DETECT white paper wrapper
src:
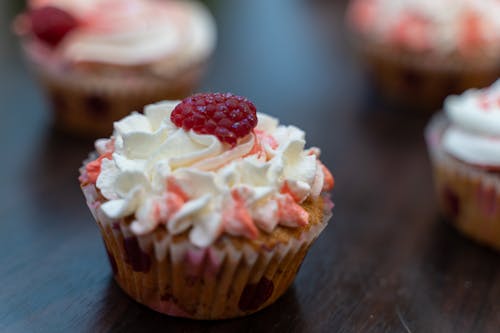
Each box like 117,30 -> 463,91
425,113 -> 500,250
81,181 -> 332,319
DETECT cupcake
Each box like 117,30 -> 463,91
14,0 -> 216,137
426,80 -> 500,251
79,93 -> 335,319
346,0 -> 500,111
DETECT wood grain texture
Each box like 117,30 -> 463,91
1,1 -> 499,332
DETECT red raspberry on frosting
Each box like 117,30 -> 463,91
171,93 -> 258,146
29,6 -> 78,47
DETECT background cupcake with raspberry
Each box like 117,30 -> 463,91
426,80 -> 500,251
79,93 -> 334,319
346,0 -> 500,111
14,0 -> 216,137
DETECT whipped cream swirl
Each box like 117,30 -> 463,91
30,0 -> 216,67
442,80 -> 500,167
88,102 -> 333,247
348,0 -> 500,56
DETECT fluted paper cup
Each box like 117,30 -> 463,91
81,181 -> 332,319
30,58 -> 205,138
355,37 -> 500,112
426,113 -> 500,251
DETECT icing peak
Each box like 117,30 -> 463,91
442,80 -> 500,167
83,99 -> 334,247
446,80 -> 500,136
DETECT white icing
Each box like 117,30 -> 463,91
30,0 -> 102,17
348,0 -> 500,55
92,101 -> 330,247
32,0 -> 216,66
443,80 -> 500,166
442,128 -> 500,166
445,81 -> 500,136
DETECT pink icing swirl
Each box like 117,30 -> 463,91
347,0 -> 500,56
26,0 -> 216,66
82,101 -> 335,247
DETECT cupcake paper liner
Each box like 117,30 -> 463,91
354,37 -> 500,112
426,113 -> 500,250
19,36 -> 208,138
82,183 -> 331,319
32,60 -> 205,138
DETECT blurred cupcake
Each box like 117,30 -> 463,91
347,0 -> 500,111
426,80 -> 500,250
79,93 -> 335,319
14,0 -> 216,137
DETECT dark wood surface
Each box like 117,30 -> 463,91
1,1 -> 500,332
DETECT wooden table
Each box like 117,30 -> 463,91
1,1 -> 499,332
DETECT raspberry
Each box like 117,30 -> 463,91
29,6 -> 78,47
171,93 -> 258,146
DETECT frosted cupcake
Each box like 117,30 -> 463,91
14,0 -> 216,137
79,93 -> 335,319
347,0 -> 500,111
426,80 -> 500,250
